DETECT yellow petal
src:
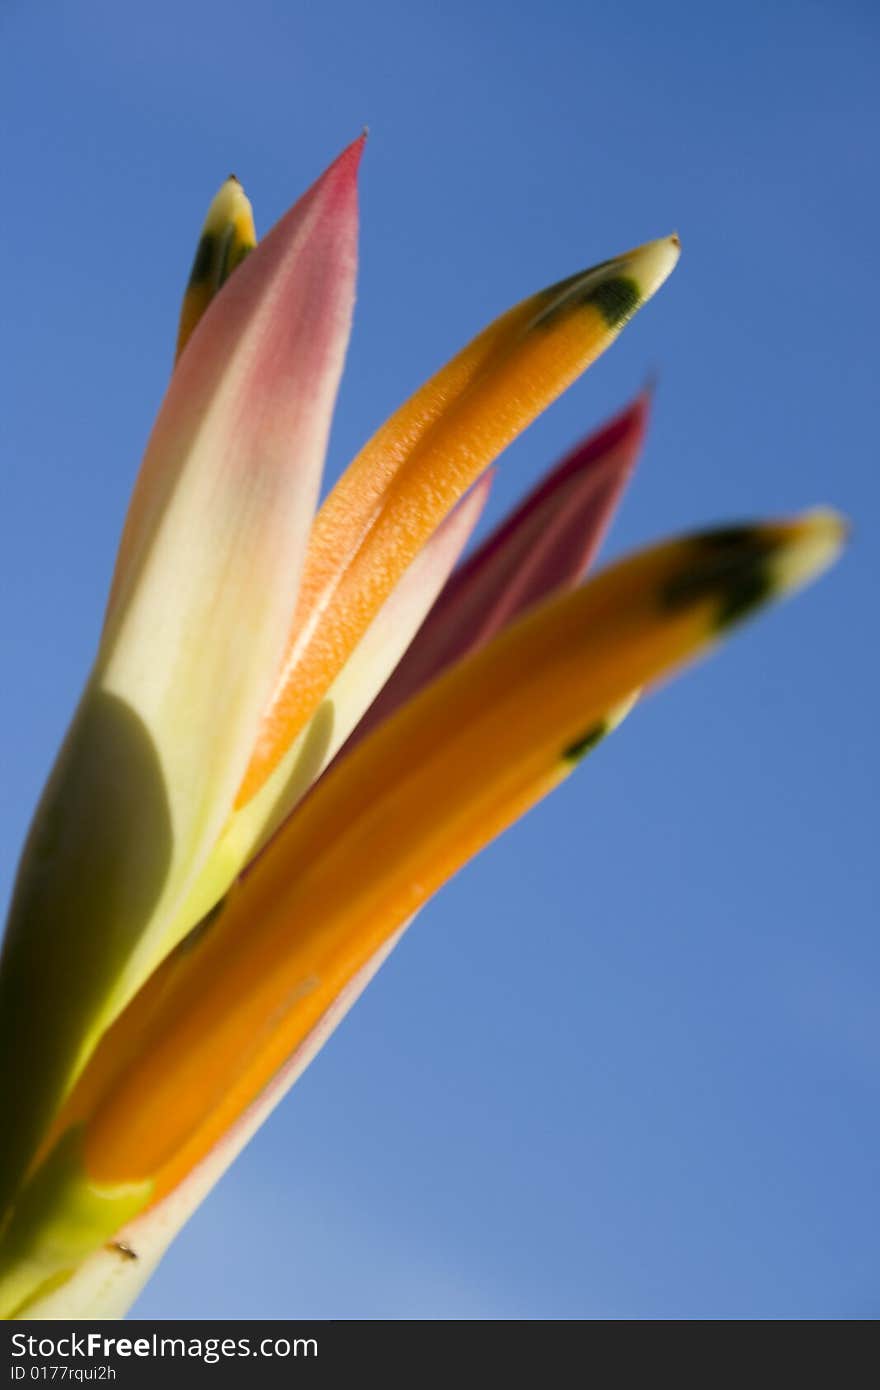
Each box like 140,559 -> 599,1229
172,475 -> 492,932
0,141 -> 362,1220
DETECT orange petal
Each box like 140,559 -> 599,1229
237,238 -> 680,805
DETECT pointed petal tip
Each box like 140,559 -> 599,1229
662,509 -> 848,634
799,504 -> 850,543
554,386 -> 651,482
334,131 -> 368,175
773,506 -> 849,594
624,233 -> 681,300
534,234 -> 679,335
303,135 -> 365,217
606,689 -> 641,731
614,385 -> 653,439
202,176 -> 255,236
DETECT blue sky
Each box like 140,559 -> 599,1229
0,0 -> 877,1319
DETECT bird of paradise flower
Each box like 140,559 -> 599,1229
0,136 -> 846,1318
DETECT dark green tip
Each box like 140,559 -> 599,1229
584,275 -> 642,327
187,226 -> 250,294
562,721 -> 609,763
661,527 -> 780,631
188,232 -> 216,287
532,266 -> 642,331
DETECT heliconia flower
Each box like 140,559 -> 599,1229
0,139 -> 847,1320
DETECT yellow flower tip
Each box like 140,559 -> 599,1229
175,175 -> 258,361
623,232 -> 681,300
202,175 -> 255,238
771,506 -> 850,596
659,510 -> 847,637
605,689 -> 641,732
530,233 -> 680,339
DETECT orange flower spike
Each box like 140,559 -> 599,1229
0,511 -> 844,1318
238,235 -> 681,804
76,510 -> 843,1198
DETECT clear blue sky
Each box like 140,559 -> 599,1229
1,0 -> 877,1320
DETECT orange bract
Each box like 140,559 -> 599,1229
73,511 -> 845,1199
236,236 -> 680,805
